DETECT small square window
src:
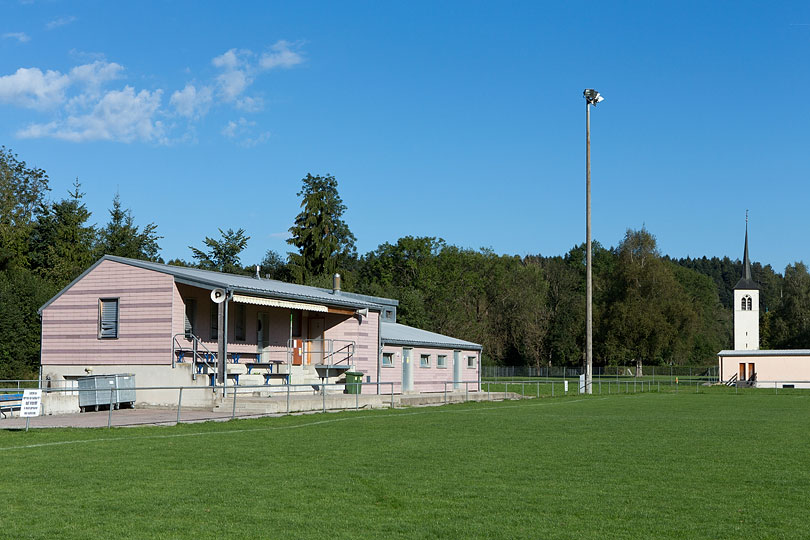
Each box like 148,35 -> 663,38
420,354 -> 430,368
467,356 -> 476,368
437,355 -> 447,368
382,352 -> 394,367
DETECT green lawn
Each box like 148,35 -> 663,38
2,391 -> 808,539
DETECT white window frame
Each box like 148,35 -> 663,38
382,352 -> 394,367
420,354 -> 430,368
437,355 -> 447,368
467,355 -> 476,368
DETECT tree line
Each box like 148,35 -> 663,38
2,146 -> 810,379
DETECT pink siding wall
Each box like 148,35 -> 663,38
327,311 -> 379,394
381,345 -> 480,392
41,260 -> 175,365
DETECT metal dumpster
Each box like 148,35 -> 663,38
78,374 -> 135,412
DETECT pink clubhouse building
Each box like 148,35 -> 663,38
38,256 -> 481,405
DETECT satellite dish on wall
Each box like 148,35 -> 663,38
211,288 -> 227,304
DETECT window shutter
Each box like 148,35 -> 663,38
99,299 -> 119,338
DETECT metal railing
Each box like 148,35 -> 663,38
172,333 -> 217,380
295,339 -> 356,366
482,365 -> 719,382
5,377 -> 808,429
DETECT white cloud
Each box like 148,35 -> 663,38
235,95 -> 263,112
2,42 -> 304,144
259,40 -> 304,70
3,32 -> 31,43
18,86 -> 165,143
69,61 -> 123,87
46,16 -> 77,30
222,117 -> 253,138
0,67 -> 70,109
170,84 -> 213,118
221,117 -> 269,147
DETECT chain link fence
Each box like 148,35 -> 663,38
482,364 -> 718,380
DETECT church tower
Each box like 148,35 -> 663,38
733,217 -> 759,350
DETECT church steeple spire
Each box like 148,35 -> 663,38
735,211 -> 757,290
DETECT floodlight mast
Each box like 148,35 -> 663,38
583,88 -> 603,395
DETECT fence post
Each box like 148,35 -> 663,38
552,381 -> 554,397
536,381 -> 539,398
176,387 -> 183,425
444,382 -> 447,404
391,382 -> 394,409
356,383 -> 359,410
232,386 -> 238,419
107,385 -> 114,429
287,383 -> 290,414
522,381 -> 525,398
322,383 -> 326,413
465,381 -> 468,402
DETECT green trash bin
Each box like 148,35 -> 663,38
345,372 -> 363,394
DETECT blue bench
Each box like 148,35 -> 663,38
0,393 -> 23,419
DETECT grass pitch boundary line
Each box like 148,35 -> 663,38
0,396 -> 603,453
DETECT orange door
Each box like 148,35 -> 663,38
739,363 -> 746,380
748,363 -> 755,380
292,338 -> 303,366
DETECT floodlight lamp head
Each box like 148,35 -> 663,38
583,89 -> 603,105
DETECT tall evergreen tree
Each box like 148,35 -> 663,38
287,173 -> 356,283
97,192 -> 162,261
29,178 -> 96,287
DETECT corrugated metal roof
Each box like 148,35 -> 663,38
381,321 -> 482,350
39,255 -> 391,313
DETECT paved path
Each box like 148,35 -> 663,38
0,390 -> 502,429
0,408 -> 274,429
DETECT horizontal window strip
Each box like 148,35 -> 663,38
63,287 -> 173,295
45,333 -> 171,340
42,348 -> 170,355
43,317 -> 173,325
46,302 -> 173,310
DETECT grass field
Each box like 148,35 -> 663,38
2,391 -> 808,539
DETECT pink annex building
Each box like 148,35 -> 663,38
38,256 -> 482,405
717,225 -> 810,388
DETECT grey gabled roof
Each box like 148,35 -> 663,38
39,255 -> 394,313
381,321 -> 482,350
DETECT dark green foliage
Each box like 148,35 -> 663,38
0,146 -> 50,270
287,173 -> 356,283
96,192 -> 162,262
0,268 -> 57,377
189,228 -> 250,274
28,178 -> 97,288
768,262 -> 810,349
255,250 -> 293,282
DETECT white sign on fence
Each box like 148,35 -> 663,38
20,389 -> 42,417
564,380 -> 568,393
579,374 -> 586,393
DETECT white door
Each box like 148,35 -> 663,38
257,313 -> 269,362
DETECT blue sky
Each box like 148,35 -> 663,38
1,1 -> 808,272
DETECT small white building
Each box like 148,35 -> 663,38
718,223 -> 810,388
